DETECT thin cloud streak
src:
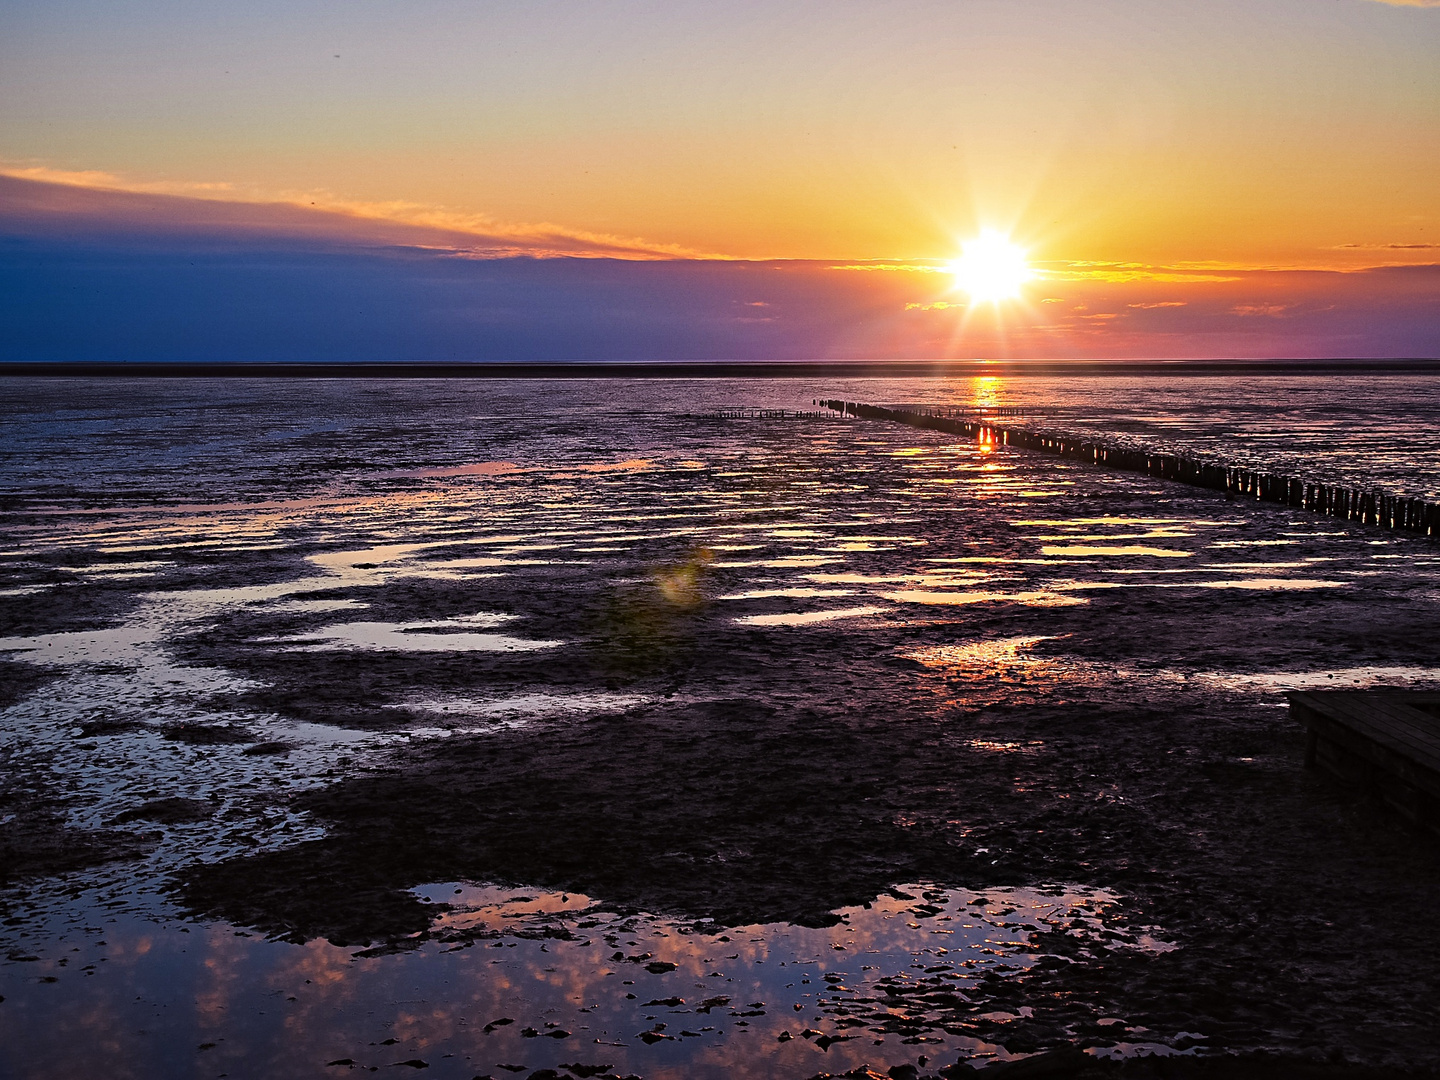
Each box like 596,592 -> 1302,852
0,166 -> 712,260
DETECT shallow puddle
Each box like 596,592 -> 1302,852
716,587 -> 856,600
1037,545 -> 1193,558
733,606 -> 888,627
0,881 -> 1184,1080
276,616 -> 563,654
1187,664 -> 1440,693
880,590 -> 1087,608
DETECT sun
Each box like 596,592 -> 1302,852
948,230 -> 1031,303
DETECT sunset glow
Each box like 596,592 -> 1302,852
949,232 -> 1032,304
1,1 -> 1438,358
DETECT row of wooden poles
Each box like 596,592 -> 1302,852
904,405 -> 1030,417
689,408 -> 838,419
819,399 -> 1440,538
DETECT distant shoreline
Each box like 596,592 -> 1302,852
2,358 -> 1438,378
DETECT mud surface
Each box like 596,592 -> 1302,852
176,607 -> 1440,1063
2,377 -> 1440,1077
0,740 -> 155,884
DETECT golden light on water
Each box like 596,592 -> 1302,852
969,374 -> 1003,410
948,230 -> 1031,303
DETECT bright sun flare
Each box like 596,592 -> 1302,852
948,230 -> 1031,303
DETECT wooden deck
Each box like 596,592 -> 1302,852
1288,690 -> 1440,832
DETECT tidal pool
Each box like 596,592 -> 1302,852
0,881 -> 1181,1080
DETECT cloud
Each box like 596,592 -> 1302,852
1044,261 -> 1243,283
2,171 -> 1438,362
1,164 -> 238,196
0,165 -> 708,260
829,262 -> 945,273
1232,304 -> 1292,317
1334,241 -> 1439,250
1362,0 -> 1440,7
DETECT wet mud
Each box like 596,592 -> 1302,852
4,377 -> 1440,1076
167,499 -> 1440,1066
176,619 -> 1440,1066
0,740 -> 156,884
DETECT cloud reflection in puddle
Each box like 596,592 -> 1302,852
1039,545 -> 1193,558
882,590 -> 1088,607
717,587 -> 856,600
733,606 -> 887,627
0,881 -> 1185,1080
276,615 -> 562,653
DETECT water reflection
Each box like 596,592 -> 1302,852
733,606 -> 887,627
1038,545 -> 1192,558
275,615 -> 562,653
0,881 -> 1182,1080
881,589 -> 1087,607
716,587 -> 856,600
1189,577 -> 1344,591
969,375 -> 1005,412
899,634 -> 1440,703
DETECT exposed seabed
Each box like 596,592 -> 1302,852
3,375 -> 1440,1078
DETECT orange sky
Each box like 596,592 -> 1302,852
3,0 -> 1438,271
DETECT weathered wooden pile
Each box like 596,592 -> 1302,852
689,408 -> 838,420
820,398 -> 1440,538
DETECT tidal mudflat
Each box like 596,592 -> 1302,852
2,376 -> 1439,1079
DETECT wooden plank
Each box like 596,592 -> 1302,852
1375,691 -> 1440,718
1365,707 -> 1440,749
1308,719 -> 1440,791
1320,696 -> 1440,761
1327,697 -> 1440,754
1296,702 -> 1440,777
1290,695 -> 1440,811
1302,709 -> 1440,774
1302,731 -> 1440,815
1290,692 -> 1440,767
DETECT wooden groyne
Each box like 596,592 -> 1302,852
819,399 -> 1440,538
686,408 -> 839,420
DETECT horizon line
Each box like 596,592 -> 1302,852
4,358 -> 1438,379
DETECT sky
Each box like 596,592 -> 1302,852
2,0 -> 1438,360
